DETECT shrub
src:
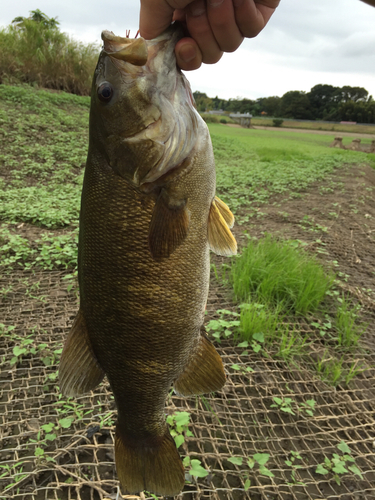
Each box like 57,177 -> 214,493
0,11 -> 99,95
273,118 -> 284,127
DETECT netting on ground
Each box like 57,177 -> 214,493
1,270 -> 375,500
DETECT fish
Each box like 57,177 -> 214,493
59,24 -> 237,497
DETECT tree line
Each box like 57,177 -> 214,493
193,84 -> 375,124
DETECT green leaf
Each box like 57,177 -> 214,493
337,441 -> 351,454
231,364 -> 241,370
182,456 -> 191,467
228,456 -> 243,466
348,464 -> 363,479
58,417 -> 74,429
272,397 -> 283,405
315,464 -> 329,475
259,465 -> 274,478
13,346 -> 27,357
174,435 -> 184,449
174,412 -> 190,427
34,447 -> 44,457
190,459 -> 209,478
41,423 -> 55,433
332,463 -> 348,474
45,433 -> 57,441
253,453 -> 270,465
252,332 -> 264,342
244,478 -> 251,490
247,458 -> 255,469
252,343 -> 261,353
237,341 -> 249,348
281,407 -> 295,415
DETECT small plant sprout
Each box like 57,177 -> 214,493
183,456 -> 209,479
230,362 -> 254,374
166,411 -> 193,449
299,399 -> 316,417
315,441 -> 363,485
248,453 -> 274,478
206,309 -> 240,343
285,450 -> 304,485
270,397 -> 295,415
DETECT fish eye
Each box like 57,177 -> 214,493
97,83 -> 113,102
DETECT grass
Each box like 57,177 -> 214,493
229,235 -> 335,315
208,124 -> 375,215
0,18 -> 98,94
217,235 -> 368,386
251,117 -> 375,136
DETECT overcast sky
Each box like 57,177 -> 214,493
1,1 -> 375,100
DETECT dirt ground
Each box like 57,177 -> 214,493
1,162 -> 375,500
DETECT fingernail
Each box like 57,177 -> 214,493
209,0 -> 224,6
179,44 -> 197,63
190,1 -> 206,16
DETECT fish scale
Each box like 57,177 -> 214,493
59,24 -> 237,496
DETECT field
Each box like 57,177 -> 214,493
250,117 -> 375,136
1,85 -> 375,500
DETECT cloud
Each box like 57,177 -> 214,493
1,0 -> 375,99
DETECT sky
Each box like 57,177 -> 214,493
1,1 -> 375,101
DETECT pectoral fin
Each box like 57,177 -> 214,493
59,310 -> 105,396
148,189 -> 190,260
208,198 -> 237,256
174,331 -> 225,396
214,196 -> 235,228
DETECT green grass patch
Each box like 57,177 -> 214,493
251,117 -> 375,136
0,226 -> 78,270
210,125 -> 375,213
229,235 -> 335,315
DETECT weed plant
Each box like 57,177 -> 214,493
229,235 -> 335,315
0,15 -> 99,94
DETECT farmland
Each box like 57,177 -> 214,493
1,84 -> 375,500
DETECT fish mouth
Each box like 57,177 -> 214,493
101,24 -> 183,70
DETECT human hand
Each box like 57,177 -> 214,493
139,0 -> 280,71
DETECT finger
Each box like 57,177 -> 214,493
233,0 -> 280,38
175,38 -> 203,70
206,0 -> 244,53
139,0 -> 193,39
185,0 -> 223,64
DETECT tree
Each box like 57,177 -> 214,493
258,96 -> 281,117
338,86 -> 368,103
193,91 -> 213,112
279,91 -> 312,119
12,9 -> 59,30
307,84 -> 340,120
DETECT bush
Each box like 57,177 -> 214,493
220,118 -> 227,124
273,118 -> 284,127
0,11 -> 99,95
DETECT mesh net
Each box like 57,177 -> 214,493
1,269 -> 375,500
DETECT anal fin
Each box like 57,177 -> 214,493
115,425 -> 184,496
208,198 -> 237,256
174,332 -> 225,396
59,310 -> 105,396
148,189 -> 190,260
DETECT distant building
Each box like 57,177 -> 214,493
208,109 -> 225,115
229,112 -> 253,128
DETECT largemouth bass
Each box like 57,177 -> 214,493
59,24 -> 237,496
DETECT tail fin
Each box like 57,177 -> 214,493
115,426 -> 185,496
